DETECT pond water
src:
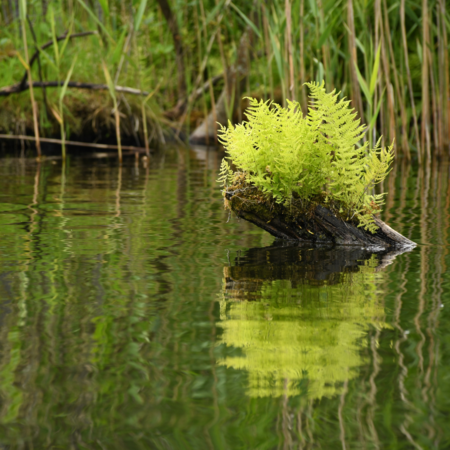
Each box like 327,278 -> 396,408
0,146 -> 448,449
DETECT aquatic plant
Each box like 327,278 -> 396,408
218,82 -> 394,232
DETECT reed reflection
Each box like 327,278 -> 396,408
218,244 -> 406,399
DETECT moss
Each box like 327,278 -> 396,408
225,168 -> 374,239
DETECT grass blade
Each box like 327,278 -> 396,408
134,0 -> 148,33
77,0 -> 115,44
369,45 -> 381,97
230,3 -> 261,39
60,57 -> 77,101
354,62 -> 371,106
98,0 -> 110,19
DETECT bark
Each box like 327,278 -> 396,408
225,187 -> 416,249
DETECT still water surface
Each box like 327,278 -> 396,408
0,147 -> 448,449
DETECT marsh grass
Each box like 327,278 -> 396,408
0,0 -> 449,161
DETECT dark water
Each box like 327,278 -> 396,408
0,147 -> 448,449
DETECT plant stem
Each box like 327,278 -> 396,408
20,4 -> 41,157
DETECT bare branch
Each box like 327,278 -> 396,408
0,134 -> 151,154
18,31 -> 98,90
0,81 -> 150,97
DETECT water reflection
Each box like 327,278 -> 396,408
218,245 -> 408,399
0,151 -> 448,449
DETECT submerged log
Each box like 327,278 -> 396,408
225,186 -> 415,249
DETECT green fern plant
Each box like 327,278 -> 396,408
218,82 -> 394,233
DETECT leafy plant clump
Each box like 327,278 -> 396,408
218,82 -> 394,233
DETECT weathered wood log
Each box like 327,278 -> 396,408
225,187 -> 415,249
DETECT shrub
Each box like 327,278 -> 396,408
218,82 -> 394,232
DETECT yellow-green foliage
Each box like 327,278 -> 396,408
218,82 -> 394,232
217,256 -> 389,399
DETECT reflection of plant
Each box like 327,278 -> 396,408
218,257 -> 389,399
219,83 -> 394,232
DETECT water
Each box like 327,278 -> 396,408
0,147 -> 448,449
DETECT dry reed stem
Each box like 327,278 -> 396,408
262,5 -> 274,101
20,14 -> 41,157
377,0 -> 396,152
285,0 -> 295,101
347,0 -> 364,122
437,0 -> 449,152
201,0 -> 217,143
382,0 -> 410,160
429,40 -> 439,154
299,0 -> 306,114
400,0 -> 421,161
317,0 -> 331,90
421,0 -> 431,159
441,0 -> 450,151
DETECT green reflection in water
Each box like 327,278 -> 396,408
218,246 -> 392,399
0,151 -> 448,449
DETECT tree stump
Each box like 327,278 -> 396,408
225,186 -> 416,249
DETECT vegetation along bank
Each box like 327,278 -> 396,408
0,0 -> 449,161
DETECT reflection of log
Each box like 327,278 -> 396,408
226,187 -> 416,249
220,242 -> 397,399
224,242 -> 412,296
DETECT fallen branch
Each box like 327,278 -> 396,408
0,134 -> 151,153
163,73 -> 224,120
19,31 -> 97,90
0,81 -> 149,97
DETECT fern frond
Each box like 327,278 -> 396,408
218,83 -> 394,232
217,158 -> 234,188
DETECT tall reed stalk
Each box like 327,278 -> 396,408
102,62 -> 122,162
18,0 -> 41,157
1,0 -> 449,161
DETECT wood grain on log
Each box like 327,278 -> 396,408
225,187 -> 416,249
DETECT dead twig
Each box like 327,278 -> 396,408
18,31 -> 97,90
0,134 -> 152,153
0,81 -> 150,97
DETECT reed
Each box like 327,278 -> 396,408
102,61 -> 122,162
18,0 -> 41,157
0,0 -> 449,161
